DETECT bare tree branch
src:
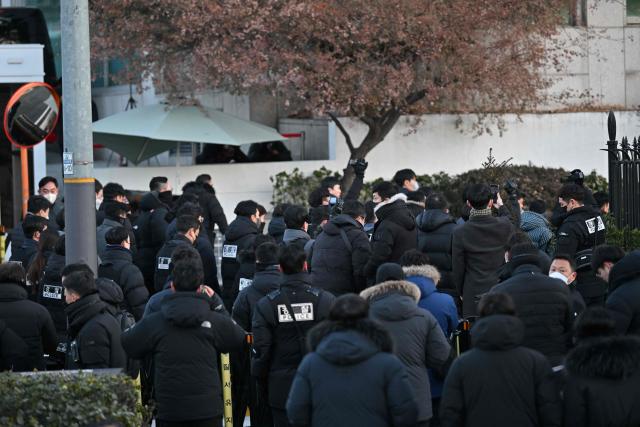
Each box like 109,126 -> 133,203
328,112 -> 355,154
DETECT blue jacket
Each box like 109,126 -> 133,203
404,264 -> 458,399
286,319 -> 418,427
404,265 -> 458,336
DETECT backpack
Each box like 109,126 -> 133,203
116,308 -> 140,378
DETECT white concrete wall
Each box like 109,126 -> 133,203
93,111 -> 640,217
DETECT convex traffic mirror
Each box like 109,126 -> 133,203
3,82 -> 60,148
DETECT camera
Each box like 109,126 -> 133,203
349,158 -> 367,168
489,184 -> 500,202
504,180 -> 518,196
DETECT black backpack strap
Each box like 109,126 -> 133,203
339,228 -> 352,253
280,290 -> 307,355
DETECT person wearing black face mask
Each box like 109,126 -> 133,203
97,201 -> 131,259
150,176 -> 174,210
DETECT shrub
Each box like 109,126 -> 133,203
272,165 -> 606,218
270,166 -> 339,207
0,372 -> 147,427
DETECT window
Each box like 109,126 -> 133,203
629,0 -> 640,17
92,58 -> 127,88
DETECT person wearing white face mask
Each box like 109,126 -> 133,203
392,168 -> 420,195
550,255 -> 586,319
95,179 -> 104,210
38,176 -> 63,233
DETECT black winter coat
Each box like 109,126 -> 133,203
99,246 -> 149,320
490,258 -> 572,365
286,319 -> 419,427
0,282 -> 57,371
417,209 -> 458,293
550,187 -> 598,227
364,196 -> 417,279
38,252 -> 67,334
154,234 -> 193,292
310,214 -> 371,296
563,335 -> 640,427
0,318 -> 29,371
452,212 -> 514,316
232,265 -> 281,332
199,184 -> 228,239
166,223 -> 220,294
10,238 -> 38,270
282,228 -> 311,252
6,220 -> 25,253
556,206 -> 606,257
133,192 -> 170,289
252,272 -> 334,409
361,281 -> 451,421
440,315 -> 561,427
606,250 -> 640,335
65,293 -> 126,370
232,250 -> 257,307
221,217 -> 258,306
122,292 -> 245,422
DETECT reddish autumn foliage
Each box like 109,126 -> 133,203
90,0 -> 577,186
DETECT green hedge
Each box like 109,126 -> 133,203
270,165 -> 640,250
271,165 -> 607,218
0,372 -> 147,427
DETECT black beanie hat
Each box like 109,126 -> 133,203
376,262 -> 405,284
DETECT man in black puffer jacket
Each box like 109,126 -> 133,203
490,243 -> 573,365
252,246 -> 334,427
563,307 -> 640,427
64,268 -> 126,370
364,182 -> 417,281
133,191 -> 171,292
605,250 -> 640,335
310,201 -> 371,296
99,226 -> 149,321
440,293 -> 561,427
231,242 -> 281,427
37,236 -> 67,367
417,193 -> 459,298
0,263 -> 57,371
122,257 -> 245,426
556,183 -> 606,257
221,200 -> 260,311
194,175 -> 229,242
154,215 -> 200,292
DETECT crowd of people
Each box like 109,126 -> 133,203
1,164 -> 639,427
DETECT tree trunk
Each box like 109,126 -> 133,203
340,112 -> 402,193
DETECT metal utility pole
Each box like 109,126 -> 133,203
61,0 -> 97,272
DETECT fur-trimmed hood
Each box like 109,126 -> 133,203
374,193 -> 407,214
307,318 -> 393,365
566,336 -> 640,380
403,265 -> 441,285
360,280 -> 421,303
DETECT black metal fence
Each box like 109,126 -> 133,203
605,111 -> 640,230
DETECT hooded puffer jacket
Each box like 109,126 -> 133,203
286,319 -> 419,427
564,335 -> 640,427
361,280 -> 451,422
606,250 -> 640,335
121,292 -> 245,422
310,214 -> 371,296
440,315 -> 561,427
416,209 -> 458,288
364,194 -> 418,279
133,192 -> 171,288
